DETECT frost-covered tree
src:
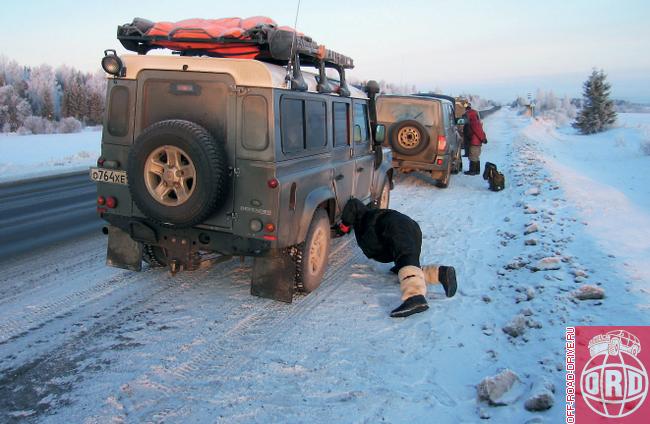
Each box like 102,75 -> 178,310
572,69 -> 617,134
26,64 -> 60,119
84,71 -> 107,125
0,55 -> 26,88
0,85 -> 32,132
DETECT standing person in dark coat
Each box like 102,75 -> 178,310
339,199 -> 457,318
463,103 -> 487,175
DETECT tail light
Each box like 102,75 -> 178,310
265,223 -> 276,233
105,196 -> 117,208
267,178 -> 279,189
437,135 -> 447,152
97,195 -> 106,205
97,157 -> 105,166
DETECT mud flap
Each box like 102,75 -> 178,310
251,253 -> 295,303
106,225 -> 143,271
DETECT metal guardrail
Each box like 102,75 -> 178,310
479,105 -> 501,119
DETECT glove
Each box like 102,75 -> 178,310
482,138 -> 488,144
335,223 -> 351,236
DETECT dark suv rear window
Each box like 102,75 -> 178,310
377,97 -> 440,127
107,86 -> 129,137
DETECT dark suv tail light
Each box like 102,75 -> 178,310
267,178 -> 279,189
437,135 -> 447,152
105,196 -> 117,208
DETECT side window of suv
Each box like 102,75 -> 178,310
281,98 -> 304,154
333,102 -> 349,147
353,103 -> 370,144
305,100 -> 327,150
281,97 -> 328,154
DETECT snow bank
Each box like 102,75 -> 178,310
522,113 -> 650,283
0,130 -> 100,182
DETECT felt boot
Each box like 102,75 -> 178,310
422,265 -> 457,297
390,295 -> 429,318
391,266 -> 428,318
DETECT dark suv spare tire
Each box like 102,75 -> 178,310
128,119 -> 229,228
390,120 -> 430,155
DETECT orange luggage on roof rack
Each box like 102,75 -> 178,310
117,16 -> 352,69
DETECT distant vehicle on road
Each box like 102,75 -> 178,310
376,94 -> 463,187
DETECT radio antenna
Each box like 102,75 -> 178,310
286,0 -> 302,88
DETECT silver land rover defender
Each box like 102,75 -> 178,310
92,23 -> 393,302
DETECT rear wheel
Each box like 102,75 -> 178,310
297,209 -> 331,293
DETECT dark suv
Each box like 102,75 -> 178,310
92,43 -> 392,302
376,95 -> 462,187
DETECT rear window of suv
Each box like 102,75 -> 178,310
377,97 -> 440,127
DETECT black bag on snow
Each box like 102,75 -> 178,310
483,162 -> 505,191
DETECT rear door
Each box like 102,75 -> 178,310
351,101 -> 374,201
135,71 -> 236,229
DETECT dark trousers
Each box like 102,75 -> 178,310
391,221 -> 422,270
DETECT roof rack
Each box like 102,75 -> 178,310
117,18 -> 354,96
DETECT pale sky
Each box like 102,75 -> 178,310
1,0 -> 649,102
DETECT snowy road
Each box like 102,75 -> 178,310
1,109 -> 649,423
0,172 -> 100,258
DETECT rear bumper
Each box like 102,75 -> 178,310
102,213 -> 272,257
392,154 -> 450,173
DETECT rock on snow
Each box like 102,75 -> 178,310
573,285 -> 605,300
502,314 -> 527,337
530,256 -> 562,272
477,369 -> 526,406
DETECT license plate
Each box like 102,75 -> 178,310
90,168 -> 128,185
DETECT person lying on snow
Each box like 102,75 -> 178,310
339,198 -> 457,318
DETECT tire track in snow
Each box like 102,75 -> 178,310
105,237 -> 361,422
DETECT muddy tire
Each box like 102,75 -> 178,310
298,208 -> 331,293
128,119 -> 229,228
390,120 -> 430,156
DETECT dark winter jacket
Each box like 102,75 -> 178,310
341,199 -> 422,268
466,108 -> 486,146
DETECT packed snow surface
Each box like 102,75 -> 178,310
0,110 -> 649,423
0,129 -> 100,182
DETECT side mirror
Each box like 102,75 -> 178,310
456,118 -> 466,125
374,124 -> 386,144
353,125 -> 362,143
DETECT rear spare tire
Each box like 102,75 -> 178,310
128,120 -> 229,228
390,120 -> 430,156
